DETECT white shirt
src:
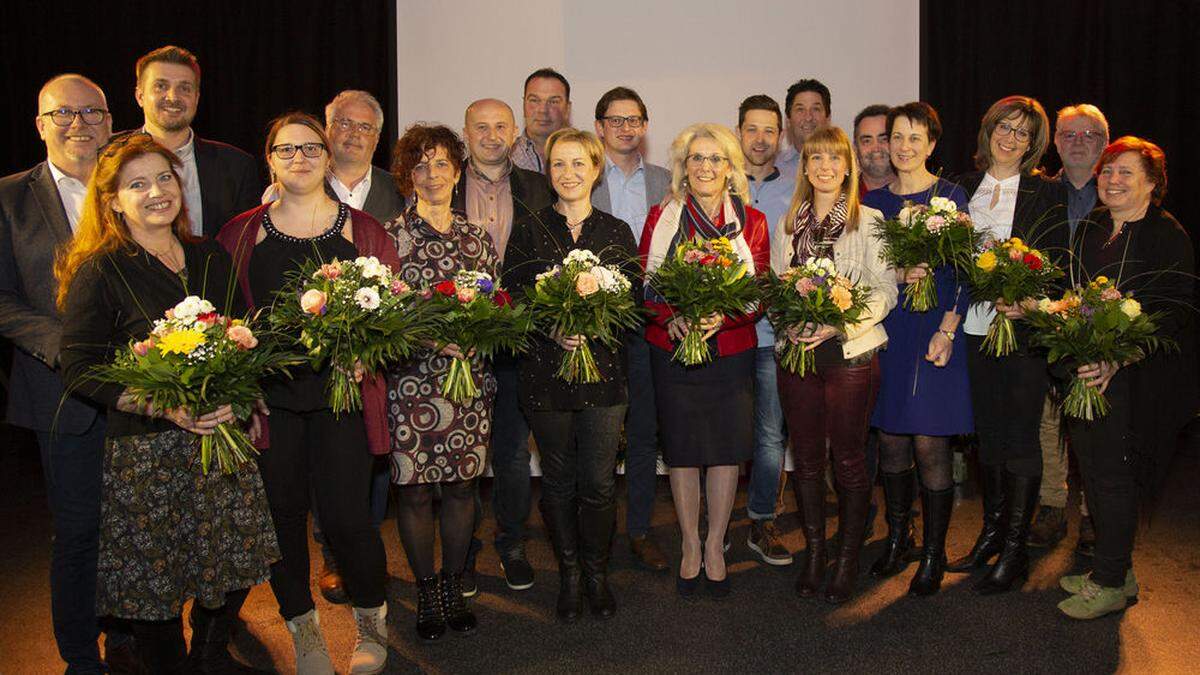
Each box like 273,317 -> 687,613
329,168 -> 373,211
46,161 -> 87,232
168,129 -> 204,236
965,172 -> 1020,336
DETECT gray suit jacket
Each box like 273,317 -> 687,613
0,162 -> 102,433
359,166 -> 407,224
591,160 -> 672,227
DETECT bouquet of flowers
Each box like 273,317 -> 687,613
424,269 -> 532,403
648,236 -> 759,366
970,237 -> 1064,357
525,249 -> 643,383
762,257 -> 872,376
1024,276 -> 1172,420
874,196 -> 978,311
270,256 -> 436,414
92,296 -> 294,474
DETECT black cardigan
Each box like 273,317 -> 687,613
957,170 -> 1070,268
503,206 -> 641,411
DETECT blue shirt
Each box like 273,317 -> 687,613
1058,172 -> 1098,240
748,167 -> 796,347
605,157 -> 650,244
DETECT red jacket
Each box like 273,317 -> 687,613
216,203 -> 402,455
637,203 -> 770,358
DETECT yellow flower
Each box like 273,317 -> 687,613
157,329 -> 206,355
1093,275 -> 1109,286
1008,237 -> 1024,249
1120,298 -> 1142,318
710,237 -> 734,255
976,250 -> 997,272
729,263 -> 748,281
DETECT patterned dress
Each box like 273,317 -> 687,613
383,206 -> 499,484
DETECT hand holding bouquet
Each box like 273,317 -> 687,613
425,269 -> 532,403
1024,276 -> 1172,420
93,296 -> 294,474
648,236 -> 758,365
763,257 -> 872,376
270,256 -> 436,413
525,249 -> 643,383
874,196 -> 978,311
970,237 -> 1064,356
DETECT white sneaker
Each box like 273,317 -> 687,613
349,604 -> 388,674
285,609 -> 335,675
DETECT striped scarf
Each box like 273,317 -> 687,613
790,195 -> 848,266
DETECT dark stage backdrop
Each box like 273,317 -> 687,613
920,0 -> 1199,237
0,0 -> 397,182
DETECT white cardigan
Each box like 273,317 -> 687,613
770,204 -> 897,359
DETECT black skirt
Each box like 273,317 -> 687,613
649,346 -> 755,467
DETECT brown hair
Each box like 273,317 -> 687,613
784,126 -> 861,234
390,124 -> 466,196
974,95 -> 1050,174
263,111 -> 330,165
135,45 -> 201,86
886,102 -> 943,142
1097,136 -> 1168,205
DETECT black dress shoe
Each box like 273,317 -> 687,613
704,569 -> 731,599
677,564 -> 702,597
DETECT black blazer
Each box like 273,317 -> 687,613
195,137 -> 262,237
451,163 -> 554,224
327,165 -> 406,224
957,170 -> 1070,260
0,163 -> 102,433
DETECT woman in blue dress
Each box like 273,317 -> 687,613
862,102 -> 972,596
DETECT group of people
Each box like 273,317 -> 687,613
1,44 -> 1194,675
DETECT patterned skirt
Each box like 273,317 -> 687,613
96,429 -> 280,621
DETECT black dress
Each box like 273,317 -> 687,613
59,238 -> 279,621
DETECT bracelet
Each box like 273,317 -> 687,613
938,329 -> 955,342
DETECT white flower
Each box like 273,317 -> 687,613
565,249 -> 601,267
590,265 -> 617,293
359,257 -> 388,280
1037,297 -> 1053,313
805,257 -> 838,276
536,265 -> 562,282
897,206 -> 913,225
929,196 -> 957,214
172,295 -> 206,321
1120,298 -> 1142,318
355,287 -> 381,310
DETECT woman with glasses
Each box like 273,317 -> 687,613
639,123 -> 769,598
217,112 -> 394,674
948,96 -> 1068,594
57,134 -> 278,672
862,102 -> 971,596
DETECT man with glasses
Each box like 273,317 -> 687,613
455,98 -> 554,594
1028,104 -> 1111,554
511,68 -> 571,173
590,86 -> 672,573
0,74 -> 140,672
133,45 -> 259,237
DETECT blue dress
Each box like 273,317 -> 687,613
865,179 -> 974,436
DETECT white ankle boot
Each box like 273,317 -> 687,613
285,609 -> 335,675
349,604 -> 388,674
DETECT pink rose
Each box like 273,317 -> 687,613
318,262 -> 342,280
575,271 -> 600,297
683,249 -> 704,264
1008,247 -> 1024,261
226,324 -> 258,350
300,289 -> 328,315
456,286 -> 478,304
132,339 -> 154,357
1100,287 -> 1122,301
925,215 -> 946,232
794,277 -> 817,295
390,279 -> 410,295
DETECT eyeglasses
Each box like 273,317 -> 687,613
602,115 -> 645,129
40,107 -> 109,127
1057,130 -> 1104,143
270,142 -> 327,159
99,131 -> 152,158
995,121 -> 1032,143
686,153 -> 728,167
332,118 -> 378,135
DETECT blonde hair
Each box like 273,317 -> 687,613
783,126 -> 861,235
667,123 -> 749,201
544,127 -> 606,187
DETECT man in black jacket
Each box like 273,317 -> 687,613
133,45 -> 259,237
323,89 -> 406,224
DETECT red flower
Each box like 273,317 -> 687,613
434,280 -> 457,296
196,312 -> 219,326
493,290 -> 513,307
699,254 -> 716,265
1023,253 -> 1043,271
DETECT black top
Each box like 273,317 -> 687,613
59,238 -> 242,438
504,205 -> 641,411
249,202 -> 358,412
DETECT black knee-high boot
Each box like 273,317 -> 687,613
133,618 -> 186,675
186,589 -> 250,673
908,486 -> 954,596
948,463 -> 1006,572
540,499 -> 583,622
974,472 -> 1040,594
579,503 -> 616,619
870,469 -> 916,578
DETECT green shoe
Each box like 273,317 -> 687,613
1059,569 -> 1139,598
1058,579 -> 1128,620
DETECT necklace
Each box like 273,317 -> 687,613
558,204 -> 592,229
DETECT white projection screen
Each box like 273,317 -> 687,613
395,0 -> 920,166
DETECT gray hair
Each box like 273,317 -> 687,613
325,90 -> 384,129
1056,103 -> 1109,140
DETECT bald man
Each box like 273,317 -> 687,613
0,74 -> 136,671
453,98 -> 553,594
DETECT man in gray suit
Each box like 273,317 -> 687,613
324,89 -> 406,224
0,74 -> 133,672
591,86 -> 671,572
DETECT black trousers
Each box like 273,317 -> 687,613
526,405 -> 627,512
257,408 -> 386,618
966,334 -> 1048,473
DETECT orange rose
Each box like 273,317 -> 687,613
830,285 -> 853,311
575,271 -> 600,297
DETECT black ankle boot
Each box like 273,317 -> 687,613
415,575 -> 446,642
974,472 -> 1040,595
540,500 -> 583,623
908,486 -> 954,597
441,570 -> 477,634
132,619 -> 187,675
185,589 -> 251,673
793,479 -> 826,598
948,463 -> 1006,572
870,469 -> 916,578
579,503 -> 617,619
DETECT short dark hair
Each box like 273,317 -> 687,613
737,95 -> 782,129
391,124 -> 466,196
1098,136 -> 1168,205
886,102 -> 943,143
853,104 -> 891,139
524,68 -> 571,101
136,45 -> 201,86
595,86 -> 647,121
784,79 -> 831,115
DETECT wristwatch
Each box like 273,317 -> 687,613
939,329 -> 956,342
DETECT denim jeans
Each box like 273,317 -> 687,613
489,357 -> 532,554
747,347 -> 787,520
623,331 -> 659,536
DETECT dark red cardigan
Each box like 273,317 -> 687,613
216,203 -> 402,456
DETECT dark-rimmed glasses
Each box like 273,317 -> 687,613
40,107 -> 108,127
602,115 -> 645,129
995,121 -> 1032,143
270,143 -> 327,159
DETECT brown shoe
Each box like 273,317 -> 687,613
629,535 -> 669,572
318,564 -> 350,604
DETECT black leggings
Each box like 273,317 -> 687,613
966,334 -> 1047,477
395,479 -> 477,579
878,432 -> 953,491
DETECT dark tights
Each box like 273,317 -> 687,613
395,480 -> 477,578
878,432 -> 953,491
